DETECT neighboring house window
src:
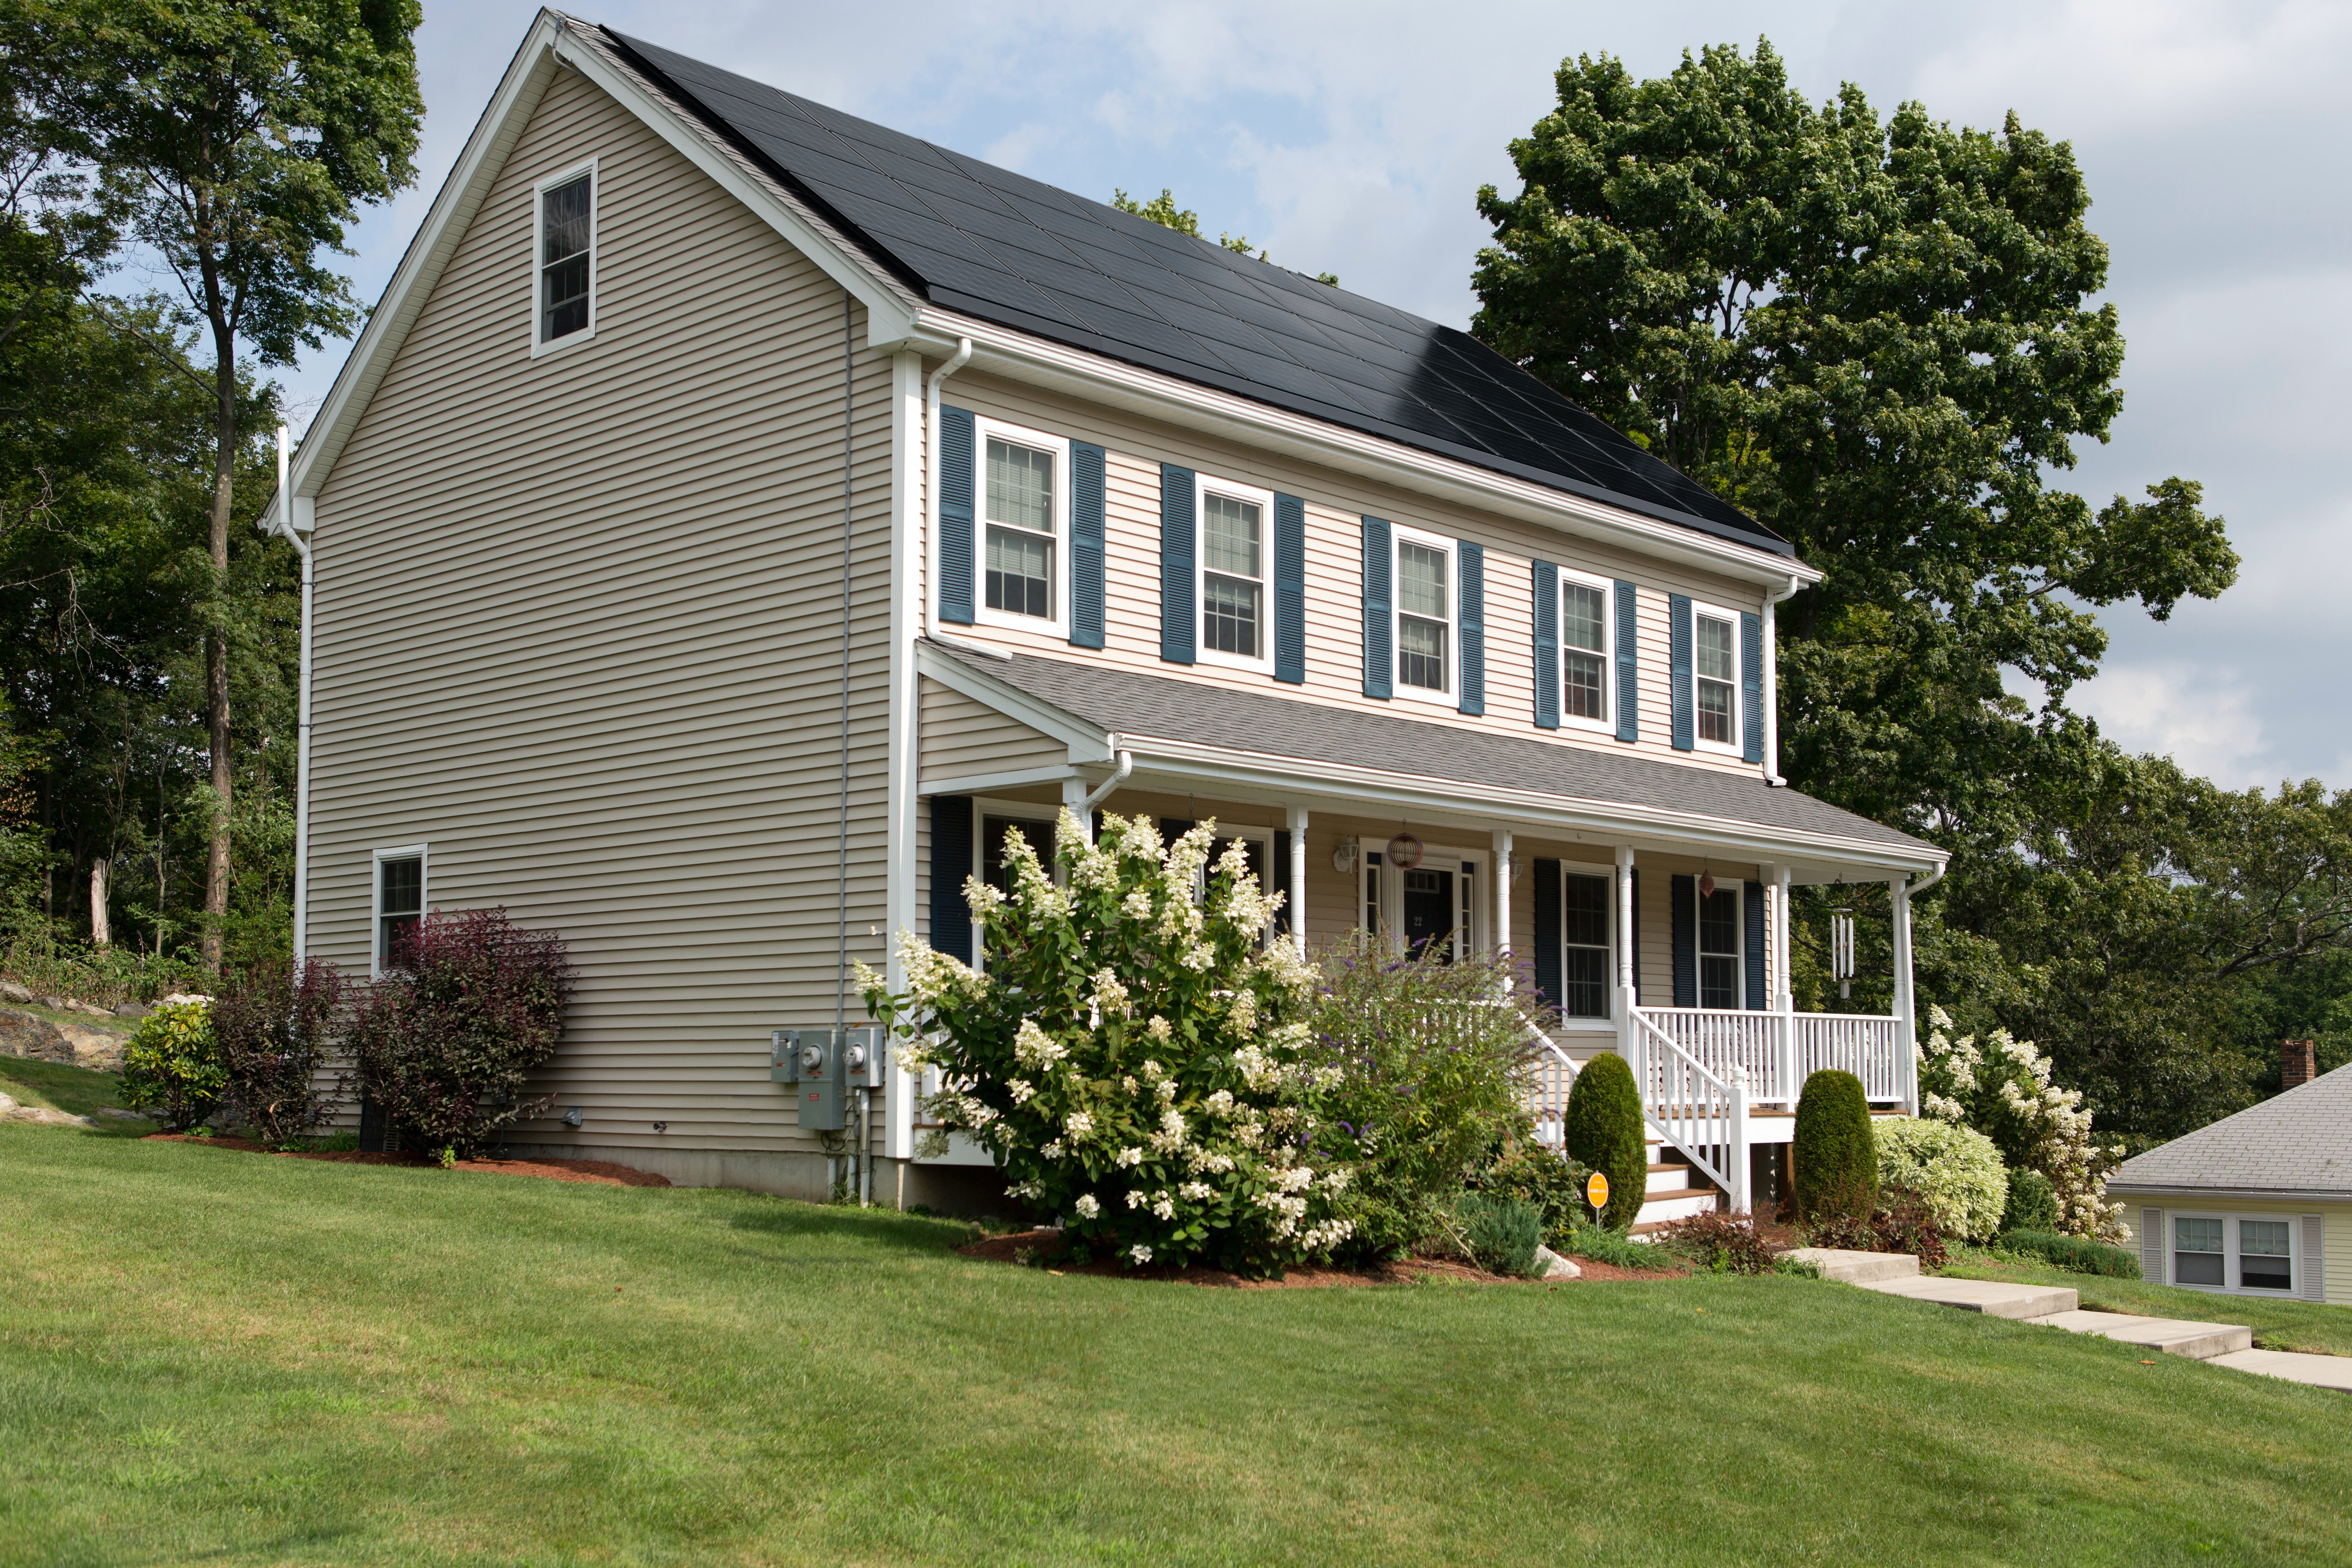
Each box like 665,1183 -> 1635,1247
535,164 -> 596,351
1198,476 -> 1273,667
976,416 -> 1071,635
1694,604 -> 1740,750
1394,530 -> 1454,699
1560,572 -> 1611,727
1562,869 -> 1612,1018
1698,880 -> 1741,1008
2173,1216 -> 2223,1285
2170,1212 -> 2298,1295
373,846 -> 426,973
2239,1219 -> 2294,1291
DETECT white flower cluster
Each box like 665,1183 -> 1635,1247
1073,1194 -> 1100,1219
1007,1078 -> 1036,1105
1115,1145 -> 1144,1168
1921,1006 -> 2127,1241
1179,1180 -> 1214,1201
1065,1110 -> 1094,1138
1149,1106 -> 1188,1152
1014,1018 -> 1069,1072
1129,1243 -> 1154,1265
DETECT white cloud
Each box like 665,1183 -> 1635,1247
2076,662 -> 2271,786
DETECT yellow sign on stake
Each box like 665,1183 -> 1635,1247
1585,1170 -> 1610,1216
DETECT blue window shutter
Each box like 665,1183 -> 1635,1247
1669,593 -> 1694,751
929,796 -> 974,965
1533,858 -> 1562,1007
1070,441 -> 1106,649
1457,540 -> 1485,715
1744,880 -> 1767,1009
1671,873 -> 1696,1007
1531,560 -> 1558,730
1274,831 -> 1293,934
1361,516 -> 1392,699
1629,869 -> 1642,1007
938,406 -> 976,625
1160,465 -> 1195,664
1614,579 -> 1638,743
1274,492 -> 1306,683
1741,611 -> 1763,764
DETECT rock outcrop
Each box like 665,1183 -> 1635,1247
0,1007 -> 75,1063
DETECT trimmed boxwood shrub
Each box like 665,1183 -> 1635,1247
1457,1192 -> 1545,1278
1793,1069 -> 1876,1223
1563,1050 -> 1646,1230
2002,1168 -> 2060,1235
2002,1229 -> 2142,1279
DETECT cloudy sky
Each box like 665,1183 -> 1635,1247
271,0 -> 2352,791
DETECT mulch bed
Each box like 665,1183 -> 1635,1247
142,1134 -> 670,1187
958,1228 -> 1685,1287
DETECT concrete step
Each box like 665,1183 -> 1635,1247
1855,1274 -> 2079,1320
1633,1187 -> 1719,1225
2037,1310 -> 2253,1361
1781,1247 -> 1919,1284
2208,1349 -> 2352,1391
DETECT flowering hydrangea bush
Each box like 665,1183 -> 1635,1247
858,811 -> 1354,1273
1873,1116 -> 2008,1242
1919,1006 -> 2127,1241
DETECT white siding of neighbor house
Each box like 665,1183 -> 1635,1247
307,66 -> 898,1172
924,368 -> 1776,779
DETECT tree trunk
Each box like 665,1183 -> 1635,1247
90,860 -> 109,948
201,332 -> 236,975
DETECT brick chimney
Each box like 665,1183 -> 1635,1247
2282,1038 -> 2318,1090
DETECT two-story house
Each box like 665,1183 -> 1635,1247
263,11 -> 1945,1216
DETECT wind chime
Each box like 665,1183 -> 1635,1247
1830,907 -> 1857,1000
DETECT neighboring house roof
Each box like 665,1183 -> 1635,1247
922,639 -> 1937,859
2111,1063 -> 2352,1199
599,29 -> 1792,560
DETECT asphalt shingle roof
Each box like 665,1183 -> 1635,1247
927,639 -> 1936,855
2110,1063 -> 2352,1197
601,28 -> 1793,560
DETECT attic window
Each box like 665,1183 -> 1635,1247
536,165 -> 596,350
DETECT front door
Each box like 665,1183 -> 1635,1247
1402,866 -> 1455,960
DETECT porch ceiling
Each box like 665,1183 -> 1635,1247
919,639 -> 1942,880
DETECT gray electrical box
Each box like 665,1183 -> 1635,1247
772,1026 -> 886,1131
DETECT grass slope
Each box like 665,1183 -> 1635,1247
3,1127 -> 2347,1568
0,1056 -> 145,1135
1941,1250 -> 2352,1356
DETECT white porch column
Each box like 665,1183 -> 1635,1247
1491,828 -> 1512,971
1774,863 -> 1796,1105
1063,777 -> 1090,844
1287,805 -> 1309,958
1728,1067 -> 1753,1213
884,348 -> 924,1169
1891,874 -> 1916,1111
1615,844 -> 1637,1061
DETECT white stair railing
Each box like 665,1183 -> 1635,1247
1629,1010 -> 1750,1213
1525,1028 -> 1579,1152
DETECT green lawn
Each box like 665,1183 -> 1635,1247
3,1127 -> 2348,1568
1940,1249 -> 2352,1356
0,1055 -> 147,1134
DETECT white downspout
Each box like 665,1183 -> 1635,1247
1762,575 -> 1800,787
1078,749 -> 1132,817
265,426 -> 314,963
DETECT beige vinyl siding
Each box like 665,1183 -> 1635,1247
918,677 -> 1067,787
931,368 -> 1773,779
310,67 -> 898,1163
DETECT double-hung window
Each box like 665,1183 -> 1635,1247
1561,868 -> 1613,1019
1698,880 -> 1741,1008
1694,604 -> 1740,750
1198,476 -> 1273,667
372,846 -> 426,975
976,416 -> 1070,636
1393,529 -> 1454,700
2170,1212 -> 2299,1295
1560,570 -> 1612,728
534,163 -> 596,352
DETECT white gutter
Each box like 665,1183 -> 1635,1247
263,425 -> 314,962
1762,574 -> 1801,786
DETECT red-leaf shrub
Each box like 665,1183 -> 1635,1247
344,908 -> 573,1160
1659,1210 -> 1777,1274
215,957 -> 348,1143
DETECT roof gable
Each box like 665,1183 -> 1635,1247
600,28 -> 1790,559
2112,1062 -> 2352,1196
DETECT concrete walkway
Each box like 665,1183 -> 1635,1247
1786,1250 -> 2348,1394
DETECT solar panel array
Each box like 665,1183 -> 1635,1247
606,30 -> 1788,556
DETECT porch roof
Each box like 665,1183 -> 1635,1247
922,639 -> 1940,866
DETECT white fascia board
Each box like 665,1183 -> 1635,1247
892,308 -> 1824,593
918,763 -> 1079,798
273,11 -> 919,520
913,641 -> 1116,762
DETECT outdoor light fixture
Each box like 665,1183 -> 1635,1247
1332,841 -> 1358,873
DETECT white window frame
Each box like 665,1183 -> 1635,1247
1194,472 -> 1276,674
971,414 -> 1073,640
530,159 -> 599,357
1693,876 -> 1744,1010
1390,523 -> 1458,708
968,797 -> 1061,971
1556,858 -> 1617,1028
1557,567 -> 1614,734
2166,1209 -> 2300,1298
370,843 -> 429,979
1359,840 -> 1488,960
1690,597 -> 1743,756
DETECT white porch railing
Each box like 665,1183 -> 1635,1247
1637,1007 -> 1909,1107
1629,1009 -> 1748,1209
1526,1030 -> 1579,1152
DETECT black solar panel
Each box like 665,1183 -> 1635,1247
604,29 -> 1790,557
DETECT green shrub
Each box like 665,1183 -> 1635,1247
215,958 -> 347,1144
2002,1168 -> 2060,1234
1559,1221 -> 1662,1271
119,1000 -> 223,1130
2002,1229 -> 2142,1279
1562,1051 -> 1646,1229
1466,1146 -> 1592,1246
1303,929 -> 1554,1258
1659,1210 -> 1775,1274
1801,1189 -> 1947,1269
307,1130 -> 361,1153
1793,1069 -> 1875,1223
1456,1192 -> 1544,1277
1874,1117 -> 2007,1242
